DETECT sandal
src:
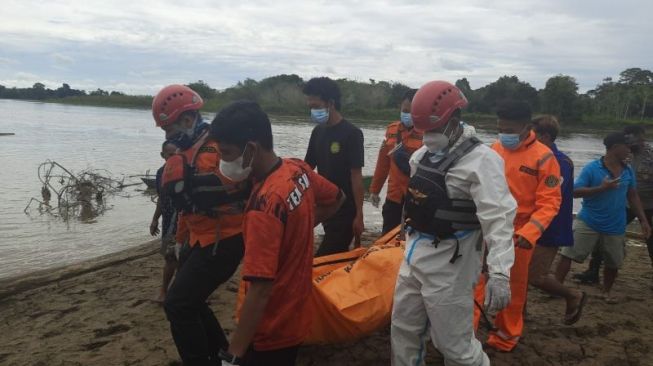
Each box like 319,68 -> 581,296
564,292 -> 587,325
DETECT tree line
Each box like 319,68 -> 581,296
1,68 -> 652,124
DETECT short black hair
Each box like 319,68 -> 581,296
302,77 -> 342,110
496,100 -> 532,124
402,89 -> 418,102
532,115 -> 560,141
623,125 -> 645,136
162,140 -> 177,151
603,132 -> 628,150
210,100 -> 273,151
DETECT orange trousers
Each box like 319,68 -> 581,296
473,245 -> 534,351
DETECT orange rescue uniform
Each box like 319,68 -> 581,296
474,131 -> 561,351
369,121 -> 423,204
174,134 -> 245,247
241,158 -> 340,350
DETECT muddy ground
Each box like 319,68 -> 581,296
0,235 -> 652,366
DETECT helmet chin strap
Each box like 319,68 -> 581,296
445,121 -> 462,148
183,117 -> 198,137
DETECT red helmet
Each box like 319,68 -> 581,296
411,80 -> 468,132
152,84 -> 204,127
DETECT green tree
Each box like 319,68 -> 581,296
90,88 -> 109,96
471,76 -> 538,113
618,68 -> 653,119
32,82 -> 47,99
455,78 -> 472,97
186,80 -> 217,99
540,75 -> 581,121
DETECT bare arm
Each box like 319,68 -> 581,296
369,141 -> 391,194
628,188 -> 652,238
351,167 -> 365,247
574,177 -> 619,198
227,280 -> 274,357
150,198 -> 162,236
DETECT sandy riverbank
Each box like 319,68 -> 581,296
0,235 -> 652,366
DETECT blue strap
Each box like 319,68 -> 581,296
405,229 -> 473,265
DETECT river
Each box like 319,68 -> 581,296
0,99 -> 606,279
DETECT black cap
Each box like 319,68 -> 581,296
603,132 -> 629,149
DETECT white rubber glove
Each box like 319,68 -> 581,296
484,274 -> 511,312
370,193 -> 380,208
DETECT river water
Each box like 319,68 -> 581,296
0,99 -> 606,279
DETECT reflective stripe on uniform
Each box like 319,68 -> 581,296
529,218 -> 546,234
536,152 -> 554,168
494,329 -> 520,342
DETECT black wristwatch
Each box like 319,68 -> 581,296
218,349 -> 243,365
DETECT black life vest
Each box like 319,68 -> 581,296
161,131 -> 250,215
404,137 -> 482,238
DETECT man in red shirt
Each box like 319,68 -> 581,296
210,100 -> 344,366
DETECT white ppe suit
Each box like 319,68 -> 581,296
391,124 -> 516,366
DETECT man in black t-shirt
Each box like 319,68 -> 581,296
303,77 -> 365,256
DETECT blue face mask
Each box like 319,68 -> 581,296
499,133 -> 521,150
310,108 -> 329,124
400,112 -> 413,127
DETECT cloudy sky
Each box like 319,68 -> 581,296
0,0 -> 650,95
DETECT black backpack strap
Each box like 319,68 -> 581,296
438,136 -> 481,172
189,130 -> 211,167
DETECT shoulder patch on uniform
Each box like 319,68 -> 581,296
545,175 -> 560,187
198,146 -> 217,154
330,141 -> 340,154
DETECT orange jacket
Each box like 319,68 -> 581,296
492,131 -> 561,245
174,135 -> 245,247
369,121 -> 423,203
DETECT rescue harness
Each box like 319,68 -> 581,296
404,136 -> 482,259
161,130 -> 250,216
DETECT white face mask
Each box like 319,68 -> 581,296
423,122 -> 456,153
219,146 -> 253,182
423,132 -> 449,153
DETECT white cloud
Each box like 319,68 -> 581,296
51,52 -> 74,65
0,0 -> 650,93
0,57 -> 16,65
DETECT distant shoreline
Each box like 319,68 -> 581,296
1,97 -> 641,132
